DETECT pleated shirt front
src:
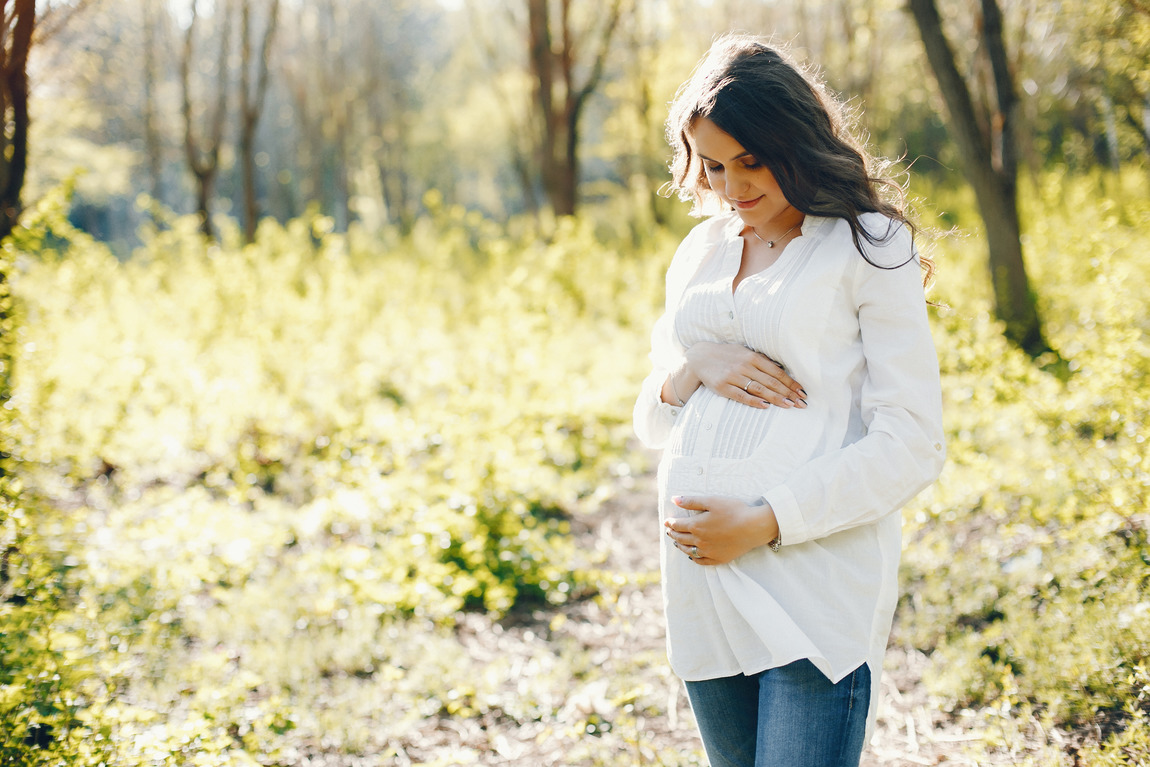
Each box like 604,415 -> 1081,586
633,211 -> 946,735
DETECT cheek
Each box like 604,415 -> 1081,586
759,172 -> 784,196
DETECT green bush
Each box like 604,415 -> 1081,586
897,170 -> 1150,763
3,171 -> 1148,763
1,187 -> 114,765
2,193 -> 672,762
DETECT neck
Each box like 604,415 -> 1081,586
749,211 -> 804,247
765,206 -> 804,231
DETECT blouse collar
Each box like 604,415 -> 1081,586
719,210 -> 829,242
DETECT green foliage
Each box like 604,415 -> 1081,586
2,194 -> 672,762
897,169 -> 1150,763
0,182 -> 115,765
3,171 -> 1149,763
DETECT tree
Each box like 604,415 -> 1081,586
466,3 -> 542,216
363,9 -> 418,233
0,0 -> 35,242
0,0 -> 34,494
1080,0 -> 1150,168
280,0 -> 358,231
141,0 -> 167,208
908,0 -> 1051,358
276,0 -> 446,230
180,0 -> 232,240
525,0 -> 625,216
238,0 -> 280,243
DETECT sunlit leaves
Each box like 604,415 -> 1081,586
898,170 -> 1150,763
3,201 -> 669,762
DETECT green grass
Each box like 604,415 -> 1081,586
2,171 -> 1148,764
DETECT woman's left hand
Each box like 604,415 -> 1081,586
664,495 -> 780,565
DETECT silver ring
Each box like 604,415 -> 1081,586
744,378 -> 753,393
691,545 -> 699,559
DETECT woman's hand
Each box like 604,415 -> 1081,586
664,495 -> 780,565
685,342 -> 806,409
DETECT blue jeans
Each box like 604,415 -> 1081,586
684,659 -> 870,767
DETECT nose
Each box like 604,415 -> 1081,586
725,168 -> 748,199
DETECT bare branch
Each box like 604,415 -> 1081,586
979,0 -> 1019,175
33,0 -> 97,44
573,0 -> 623,111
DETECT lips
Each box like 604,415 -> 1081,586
731,197 -> 763,209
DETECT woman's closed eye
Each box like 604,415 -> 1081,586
705,160 -> 762,173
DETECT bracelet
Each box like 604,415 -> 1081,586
752,497 -> 782,552
668,374 -> 686,406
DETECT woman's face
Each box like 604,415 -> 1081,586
691,116 -> 795,230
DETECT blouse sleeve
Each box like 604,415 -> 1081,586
763,229 -> 946,545
632,220 -> 719,449
633,311 -> 685,449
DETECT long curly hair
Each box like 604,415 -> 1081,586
667,34 -> 933,282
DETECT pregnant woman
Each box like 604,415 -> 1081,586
633,35 -> 947,767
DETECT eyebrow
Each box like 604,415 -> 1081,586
698,151 -> 755,163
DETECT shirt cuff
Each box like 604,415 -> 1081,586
649,378 -> 684,420
634,371 -> 683,449
762,484 -> 807,547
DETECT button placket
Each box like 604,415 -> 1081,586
690,394 -> 726,487
720,303 -> 739,343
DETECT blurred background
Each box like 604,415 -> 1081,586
27,0 -> 1150,244
1,0 -> 1148,765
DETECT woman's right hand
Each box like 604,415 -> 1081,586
684,341 -> 807,409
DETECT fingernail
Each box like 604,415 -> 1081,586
784,398 -> 795,407
799,388 -> 808,397
672,495 -> 683,504
760,400 -> 771,407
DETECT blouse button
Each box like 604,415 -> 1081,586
671,409 -> 680,417
705,423 -> 713,431
696,467 -> 704,476
933,442 -> 942,451
728,311 -> 735,319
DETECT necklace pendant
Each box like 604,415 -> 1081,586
766,240 -> 775,248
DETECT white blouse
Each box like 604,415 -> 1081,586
633,210 -> 946,736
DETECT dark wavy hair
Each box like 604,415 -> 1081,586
667,35 -> 933,282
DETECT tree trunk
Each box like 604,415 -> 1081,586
142,0 -> 165,209
238,0 -> 280,243
467,0 -> 540,215
195,170 -> 216,236
181,0 -> 232,240
0,0 -> 34,503
376,116 -> 415,233
525,0 -> 623,217
0,0 -> 35,242
908,0 -> 1050,358
526,0 -> 564,214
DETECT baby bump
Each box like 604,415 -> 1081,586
662,400 -> 825,508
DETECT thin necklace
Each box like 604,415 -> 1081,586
751,220 -> 801,248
